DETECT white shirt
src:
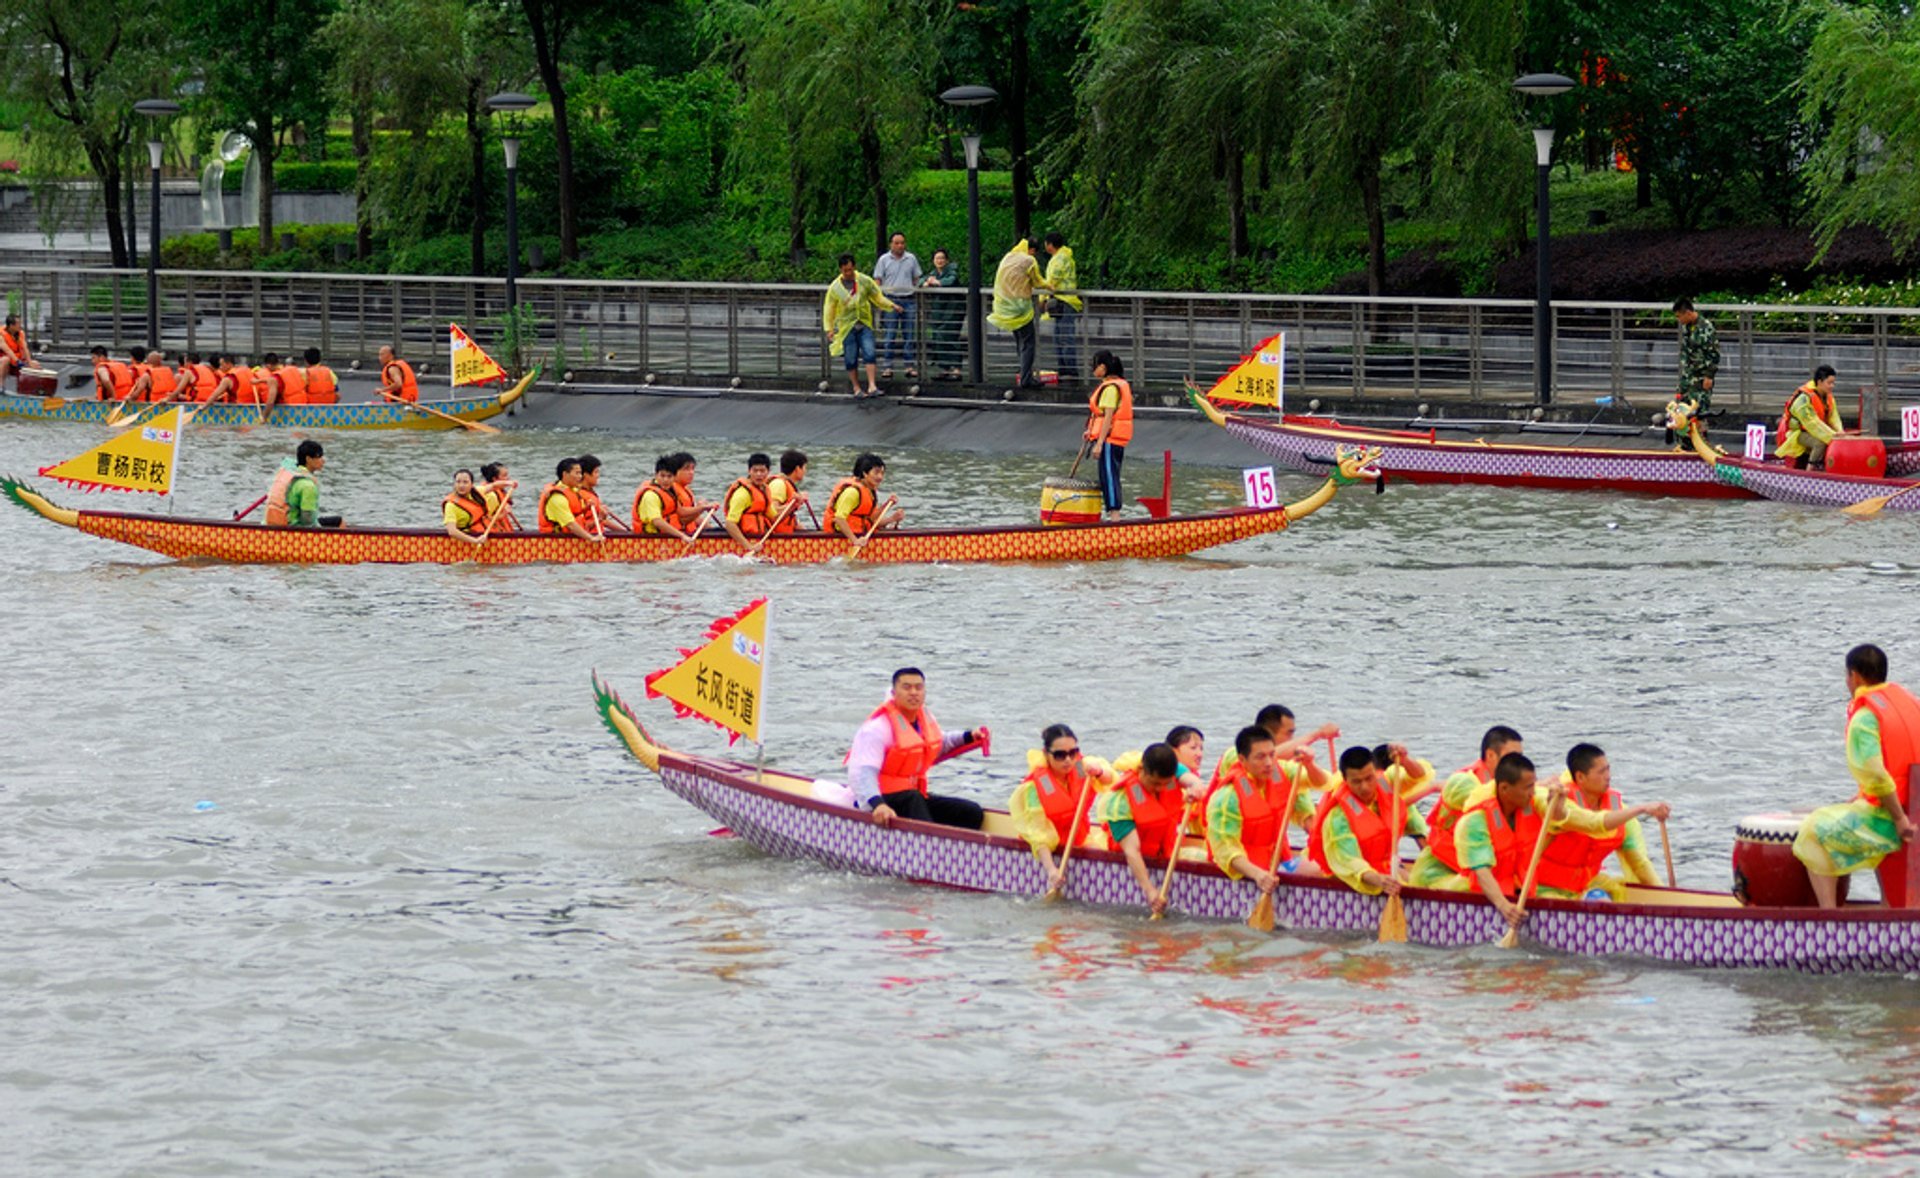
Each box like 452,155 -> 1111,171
846,708 -> 969,807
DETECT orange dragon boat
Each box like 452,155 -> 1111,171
0,447 -> 1382,566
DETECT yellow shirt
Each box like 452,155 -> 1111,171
635,483 -> 672,533
543,491 -> 576,530
725,484 -> 758,525
831,485 -> 864,524
443,501 -> 481,530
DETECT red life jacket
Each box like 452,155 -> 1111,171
537,483 -> 587,534
865,700 -> 943,796
1776,380 -> 1835,445
1307,784 -> 1395,879
1851,682 -> 1920,907
444,492 -> 490,534
1534,787 -> 1628,894
822,478 -> 876,534
1,326 -> 26,359
226,365 -> 258,404
1456,797 -> 1543,898
187,363 -> 218,401
1212,763 -> 1282,875
726,477 -> 772,536
97,360 -> 134,400
576,489 -> 612,535
1108,770 -> 1180,861
304,365 -> 339,404
1022,765 -> 1095,849
767,475 -> 802,533
1426,758 -> 1492,874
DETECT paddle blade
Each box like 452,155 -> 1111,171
1043,887 -> 1063,903
1843,496 -> 1891,518
1496,926 -> 1520,950
1377,894 -> 1408,943
1148,910 -> 1165,921
1247,892 -> 1275,932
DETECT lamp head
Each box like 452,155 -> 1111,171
1512,73 -> 1576,98
134,98 -> 182,120
940,84 -> 998,108
485,92 -> 537,114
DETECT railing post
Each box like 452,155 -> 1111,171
727,288 -> 739,377
1874,312 -> 1890,425
1609,307 -> 1623,399
1130,296 -> 1145,387
683,290 -> 693,378
1351,303 -> 1364,396
637,286 -> 649,376
48,269 -> 59,350
319,278 -> 331,356
1411,302 -> 1421,395
1468,304 -> 1483,400
390,279 -> 402,353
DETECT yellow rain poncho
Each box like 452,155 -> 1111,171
1040,245 -> 1082,316
987,241 -> 1051,333
821,272 -> 896,358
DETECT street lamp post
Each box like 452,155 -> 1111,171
134,99 -> 181,351
1513,72 -> 1575,407
485,92 -> 537,324
940,85 -> 997,384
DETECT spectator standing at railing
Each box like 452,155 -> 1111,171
822,254 -> 897,399
987,239 -> 1053,389
872,233 -> 923,379
922,248 -> 963,380
1040,233 -> 1083,379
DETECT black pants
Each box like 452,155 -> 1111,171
878,789 -> 984,830
1013,321 -> 1037,386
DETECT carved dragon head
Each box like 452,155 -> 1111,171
1330,444 -> 1385,487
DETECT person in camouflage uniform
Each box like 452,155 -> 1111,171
1672,296 -> 1720,415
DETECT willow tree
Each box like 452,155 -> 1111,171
1800,2 -> 1920,257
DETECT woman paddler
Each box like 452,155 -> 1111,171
478,463 -> 521,532
443,469 -> 491,546
1096,742 -> 1193,914
1009,724 -> 1114,892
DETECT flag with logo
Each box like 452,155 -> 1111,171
1206,332 -> 1285,409
644,598 -> 770,745
450,322 -> 508,387
38,405 -> 185,495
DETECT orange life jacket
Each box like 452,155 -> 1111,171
1108,770 -> 1181,861
263,465 -> 311,527
252,369 -> 284,405
1085,376 -> 1134,447
726,477 -> 772,536
1022,765 -> 1096,850
822,478 -> 876,535
1,326 -> 25,359
304,364 -> 339,404
277,365 -> 309,405
867,700 -> 944,796
97,360 -> 134,400
1307,784 -> 1396,879
1426,758 -> 1492,874
186,363 -> 218,402
145,364 -> 177,402
1776,381 -> 1835,445
1852,682 -> 1920,907
1457,797 -> 1543,898
444,492 -> 490,534
633,480 -> 694,534
385,358 -> 420,402
1212,763 -> 1282,875
1534,788 -> 1627,895
767,475 -> 802,533
226,366 -> 258,404
576,489 -> 613,535
537,483 -> 588,534
481,485 -> 520,532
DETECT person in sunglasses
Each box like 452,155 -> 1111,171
1010,723 -> 1117,892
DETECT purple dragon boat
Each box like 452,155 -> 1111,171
595,675 -> 1920,975
1688,426 -> 1920,512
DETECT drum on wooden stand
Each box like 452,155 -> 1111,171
1731,811 -> 1847,907
1040,477 -> 1100,527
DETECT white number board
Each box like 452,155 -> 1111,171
1744,423 -> 1767,460
1903,405 -> 1920,444
1243,466 -> 1279,508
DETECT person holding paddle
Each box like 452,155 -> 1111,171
1534,743 -> 1673,901
767,450 -> 811,533
1082,350 -> 1133,521
1452,753 -> 1574,930
538,458 -> 602,542
1097,742 -> 1190,914
576,455 -> 626,536
1306,746 -> 1428,898
720,453 -> 779,551
1795,644 -> 1920,909
823,453 -> 905,544
442,469 -> 491,545
633,452 -> 716,539
1010,723 -> 1115,893
1403,725 -> 1525,889
849,668 -> 989,831
1205,726 -> 1319,892
92,345 -> 133,401
378,344 -> 420,403
478,463 -> 521,532
264,440 -> 340,528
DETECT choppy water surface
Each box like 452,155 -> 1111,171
6,418 -> 1920,1175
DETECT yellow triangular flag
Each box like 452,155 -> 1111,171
644,599 -> 770,745
1206,332 -> 1285,408
450,322 -> 508,387
39,405 -> 185,495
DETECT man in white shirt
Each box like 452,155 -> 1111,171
846,667 -> 989,830
871,233 -> 923,380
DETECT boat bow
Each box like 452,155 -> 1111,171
1,475 -> 80,529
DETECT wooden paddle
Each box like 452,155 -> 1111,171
1842,481 -> 1920,519
1151,800 -> 1198,920
377,388 -> 500,434
1066,437 -> 1091,480
1378,772 -> 1408,943
1497,793 -> 1560,949
848,495 -> 897,558
473,487 -> 516,548
1247,774 -> 1302,932
233,493 -> 268,521
104,397 -> 151,428
1043,771 -> 1099,903
678,505 -> 720,552
1658,816 -> 1677,888
743,497 -> 801,559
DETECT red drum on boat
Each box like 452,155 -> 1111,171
1732,812 -> 1847,907
1825,436 -> 1887,479
17,368 -> 56,397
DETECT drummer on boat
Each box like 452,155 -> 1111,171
1096,742 -> 1190,914
538,458 -> 603,542
1010,723 -> 1115,890
1537,743 -> 1672,900
443,468 -> 492,545
824,453 -> 905,547
719,453 -> 777,550
1304,745 -> 1429,897
1795,644 -> 1920,909
1775,364 -> 1846,470
1403,725 -> 1524,889
1205,725 -> 1321,894
848,667 -> 989,830
0,314 -> 31,388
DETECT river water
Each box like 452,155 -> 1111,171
5,417 -> 1920,1175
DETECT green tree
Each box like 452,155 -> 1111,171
186,0 -> 336,253
1800,2 -> 1920,255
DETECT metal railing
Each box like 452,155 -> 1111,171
7,265 -> 1919,415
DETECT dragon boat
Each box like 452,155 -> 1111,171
1686,424 -> 1920,513
0,447 -> 1378,566
594,676 -> 1920,974
1187,390 -> 1920,498
0,370 -> 529,430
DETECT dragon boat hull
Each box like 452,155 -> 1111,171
1,471 -> 1347,566
1200,409 -> 1920,498
1692,445 -> 1920,512
595,676 -> 1920,974
0,373 -> 527,429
